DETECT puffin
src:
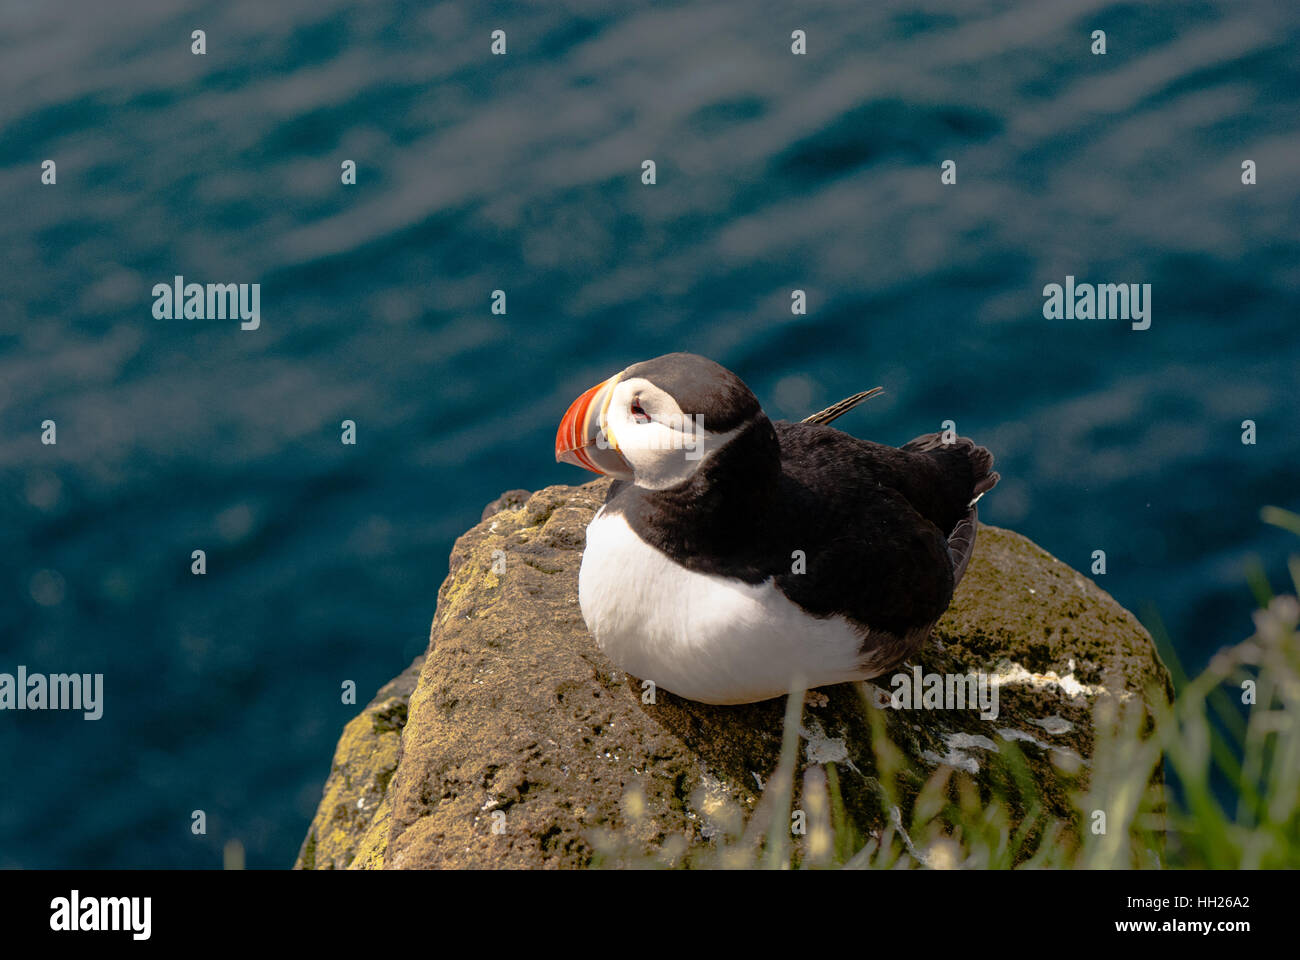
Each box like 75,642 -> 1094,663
554,352 -> 999,705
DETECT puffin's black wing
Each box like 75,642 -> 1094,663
769,421 -> 999,641
773,481 -> 957,640
798,392 -> 997,587
801,388 -> 884,426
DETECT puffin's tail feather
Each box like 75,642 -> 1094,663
900,433 -> 1000,504
900,432 -> 1000,587
947,509 -> 979,587
802,387 -> 884,426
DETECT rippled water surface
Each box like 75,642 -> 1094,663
1,1 -> 1297,866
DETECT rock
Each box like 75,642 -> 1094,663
481,489 -> 531,522
298,479 -> 1172,869
294,656 -> 422,870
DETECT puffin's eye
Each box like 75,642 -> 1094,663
630,399 -> 651,423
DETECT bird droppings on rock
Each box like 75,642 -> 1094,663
929,732 -> 1002,776
922,749 -> 971,773
946,732 -> 1000,753
864,684 -> 893,710
799,718 -> 851,766
997,727 -> 1051,750
297,480 -> 1172,868
1030,714 -> 1076,736
989,659 -> 1124,703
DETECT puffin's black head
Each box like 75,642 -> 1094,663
621,353 -> 761,433
555,352 -> 766,490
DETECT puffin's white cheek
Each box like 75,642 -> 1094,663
631,415 -> 691,452
626,424 -> 691,465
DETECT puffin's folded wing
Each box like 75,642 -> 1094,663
774,485 -> 956,642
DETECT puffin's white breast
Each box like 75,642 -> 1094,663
578,508 -> 872,704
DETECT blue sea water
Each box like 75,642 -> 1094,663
1,0 -> 1297,868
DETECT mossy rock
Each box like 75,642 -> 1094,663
298,479 -> 1172,868
294,658 -> 422,869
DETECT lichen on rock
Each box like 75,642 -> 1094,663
297,479 -> 1172,868
294,657 -> 422,870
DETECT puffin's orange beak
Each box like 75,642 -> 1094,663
555,375 -> 633,478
